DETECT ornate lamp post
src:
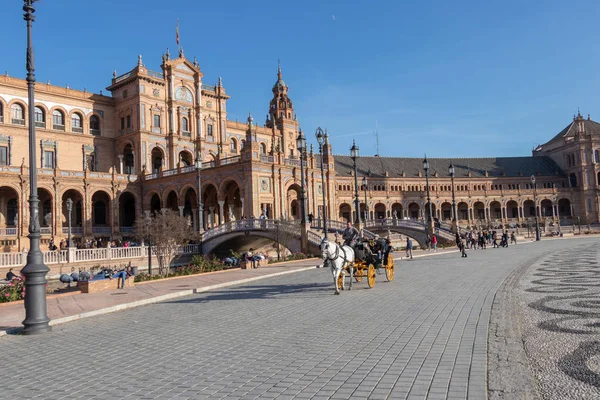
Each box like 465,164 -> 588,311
531,175 -> 541,241
362,176 -> 368,222
296,130 -> 307,224
20,0 -> 51,334
66,198 -> 74,248
449,163 -> 457,233
350,140 -> 360,225
195,155 -> 204,233
423,156 -> 434,233
315,127 -> 328,239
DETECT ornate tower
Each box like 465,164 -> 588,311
266,62 -> 298,158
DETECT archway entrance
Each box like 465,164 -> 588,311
222,181 -> 242,222
286,184 -> 302,220
119,192 -> 136,229
62,189 -> 83,235
91,191 -> 111,233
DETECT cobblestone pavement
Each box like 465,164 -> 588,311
515,240 -> 600,399
0,238 -> 594,399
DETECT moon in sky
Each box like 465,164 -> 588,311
332,15 -> 336,21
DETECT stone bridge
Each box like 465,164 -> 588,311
200,219 -> 323,255
311,218 -> 455,248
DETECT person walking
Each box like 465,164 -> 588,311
425,235 -> 431,252
431,234 -> 438,252
405,237 -> 413,259
456,233 -> 467,258
510,231 -> 517,245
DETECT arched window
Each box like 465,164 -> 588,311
595,150 -> 599,164
71,113 -> 83,133
90,115 -> 100,135
181,117 -> 189,133
34,106 -> 45,127
52,110 -> 65,130
260,143 -> 267,155
11,103 -> 25,125
569,173 -> 577,187
0,102 -> 3,123
230,138 -> 237,153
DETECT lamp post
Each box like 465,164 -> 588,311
531,175 -> 540,241
66,198 -> 74,248
449,163 -> 457,233
362,176 -> 368,222
20,0 -> 51,334
296,130 -> 307,224
423,156 -> 433,233
350,140 -> 360,226
196,155 -> 204,233
315,127 -> 328,239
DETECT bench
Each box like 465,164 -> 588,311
240,259 -> 266,269
77,277 -> 134,293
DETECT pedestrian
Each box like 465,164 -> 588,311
510,231 -> 517,245
5,268 -> 17,281
431,234 -> 438,252
456,233 -> 467,258
425,235 -> 431,252
405,237 -> 413,259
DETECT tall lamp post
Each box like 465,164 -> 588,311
296,130 -> 307,224
362,176 -> 368,222
66,198 -> 74,248
20,0 -> 51,334
531,175 -> 541,241
449,163 -> 457,233
350,140 -> 361,226
423,156 -> 434,234
196,155 -> 204,233
315,127 -> 328,239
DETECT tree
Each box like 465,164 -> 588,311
272,217 -> 301,261
135,209 -> 194,276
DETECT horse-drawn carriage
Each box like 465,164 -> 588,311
321,237 -> 395,294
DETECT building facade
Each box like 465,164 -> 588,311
0,52 -> 595,251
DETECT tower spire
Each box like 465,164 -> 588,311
278,59 -> 282,80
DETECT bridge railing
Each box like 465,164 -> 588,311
200,219 -> 302,242
307,230 -> 323,246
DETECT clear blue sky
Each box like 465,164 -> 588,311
2,0 -> 599,158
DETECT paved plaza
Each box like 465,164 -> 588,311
1,238 -> 599,399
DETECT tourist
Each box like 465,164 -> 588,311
425,235 -> 431,251
405,237 -> 413,259
510,231 -> 517,245
431,234 -> 438,252
5,268 -> 17,281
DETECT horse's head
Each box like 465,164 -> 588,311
320,239 -> 331,260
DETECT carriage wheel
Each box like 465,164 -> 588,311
385,257 -> 395,281
367,264 -> 376,288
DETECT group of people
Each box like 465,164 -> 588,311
48,237 -> 134,251
244,248 -> 266,268
454,229 -> 517,257
59,264 -> 134,289
340,221 -> 391,264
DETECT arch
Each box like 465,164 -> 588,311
165,190 -> 179,212
38,188 -> 53,230
506,200 -> 519,219
540,199 -> 553,218
118,191 -> 137,227
91,190 -> 111,227
260,142 -> 267,155
90,114 -> 101,135
0,186 -> 19,230
408,202 -> 420,219
374,203 -> 386,220
286,184 -> 302,220
223,180 -> 242,222
10,102 -> 25,124
179,150 -> 193,166
61,189 -> 84,231
203,184 -> 219,228
569,173 -> 577,187
339,203 -> 351,222
151,147 -> 164,173
150,193 -> 161,214
595,149 -> 600,164
424,202 -> 436,220
473,201 -> 485,220
230,138 -> 238,154
218,177 -> 244,197
183,187 -> 197,221
489,201 -> 502,219
558,198 -> 571,217
440,202 -> 452,220
523,199 -> 535,218
181,116 -> 189,133
457,202 -> 469,221
0,98 -> 4,122
123,144 -> 134,174
52,109 -> 65,129
34,105 -> 46,128
175,86 -> 193,103
597,171 -> 600,186
391,203 -> 403,219
71,111 -> 83,133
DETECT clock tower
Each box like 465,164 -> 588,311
266,62 -> 298,157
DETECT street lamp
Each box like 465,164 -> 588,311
531,175 -> 540,241
66,198 -> 74,248
449,163 -> 458,233
362,176 -> 368,222
423,156 -> 433,231
20,0 -> 51,334
195,155 -> 204,233
315,127 -> 328,239
296,129 -> 307,224
350,140 -> 360,225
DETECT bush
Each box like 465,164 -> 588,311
134,255 -> 226,283
0,276 -> 26,303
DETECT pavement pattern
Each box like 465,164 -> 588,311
516,241 -> 600,399
0,238 -> 597,399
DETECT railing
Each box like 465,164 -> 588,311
92,226 -> 112,234
114,71 -> 133,83
163,169 -> 178,177
53,124 -> 65,131
260,155 -> 274,163
200,219 -> 302,242
72,126 -> 83,133
62,227 -> 83,234
181,165 -> 195,173
40,227 -> 52,235
12,118 -> 25,125
35,121 -> 45,128
44,250 -> 68,265
307,230 -> 323,246
0,252 -> 23,267
182,131 -> 191,137
147,70 -> 164,79
120,226 -> 135,234
284,158 -> 301,167
201,84 -> 215,91
220,156 -> 241,166
90,129 -> 100,136
152,127 -> 163,134
0,228 -> 17,236
121,128 -> 133,135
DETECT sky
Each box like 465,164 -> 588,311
2,0 -> 600,158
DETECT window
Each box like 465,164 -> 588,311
182,117 -> 189,133
11,104 -> 25,125
595,150 -> 600,163
260,143 -> 267,155
123,90 -> 128,98
0,146 -> 7,166
120,117 -> 125,130
153,115 -> 161,127
230,138 -> 237,153
0,102 -> 3,123
126,115 -> 131,128
52,110 -> 65,130
43,151 -> 54,169
207,124 -> 213,139
71,113 -> 83,133
34,107 -> 45,128
90,115 -> 100,135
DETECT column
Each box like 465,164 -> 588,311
192,209 -> 197,230
178,205 -> 184,217
118,155 -> 124,174
240,197 -> 245,218
209,207 -> 215,228
218,201 -> 225,225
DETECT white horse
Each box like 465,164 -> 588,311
321,239 -> 355,295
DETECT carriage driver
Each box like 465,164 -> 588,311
342,221 -> 360,248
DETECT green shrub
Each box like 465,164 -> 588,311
0,276 -> 26,303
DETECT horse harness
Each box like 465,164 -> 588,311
324,242 -> 351,268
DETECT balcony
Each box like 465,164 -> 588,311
92,226 -> 112,234
182,130 -> 191,137
12,118 -> 25,126
260,155 -> 274,163
72,126 -> 83,134
90,129 -> 101,136
0,115 -> 3,123
121,128 -> 133,135
120,226 -> 135,234
53,124 -> 65,131
151,127 -> 163,134
0,228 -> 17,236
62,227 -> 82,234
35,121 -> 45,128
40,227 -> 52,235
